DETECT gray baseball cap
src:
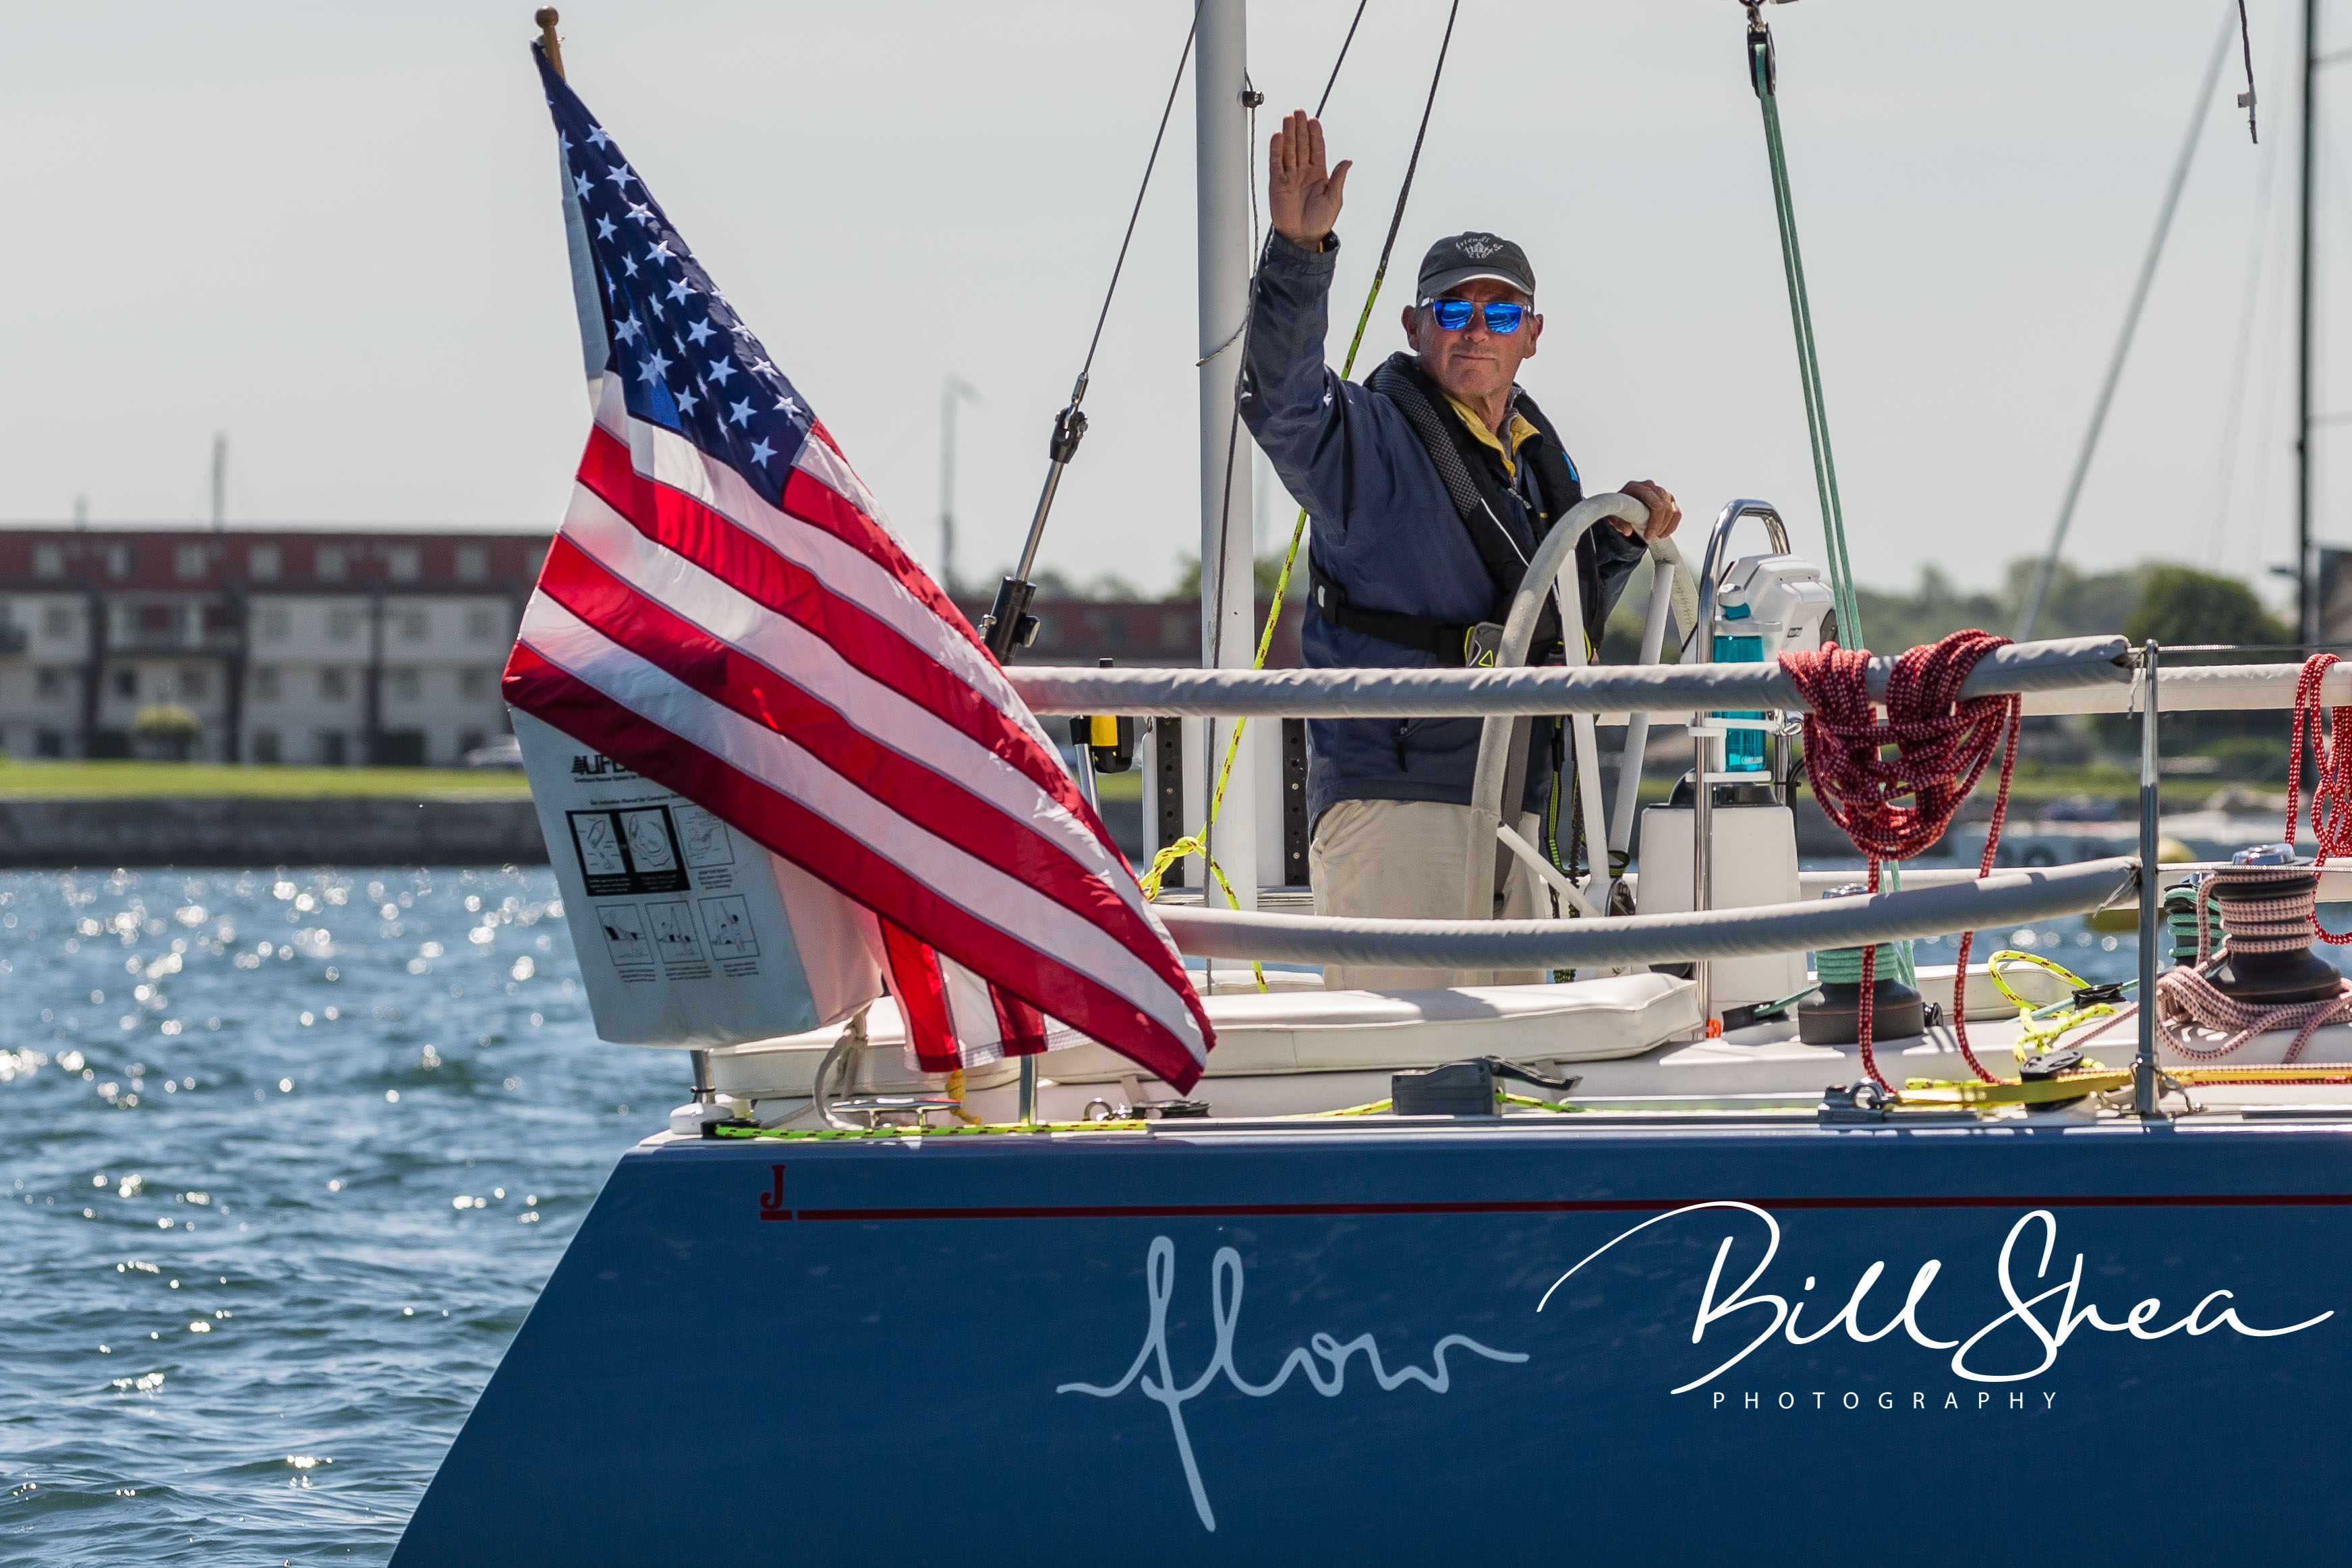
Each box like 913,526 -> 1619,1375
1418,231 -> 1536,301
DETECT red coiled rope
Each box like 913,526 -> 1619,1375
2288,653 -> 2352,945
1779,630 -> 2026,1087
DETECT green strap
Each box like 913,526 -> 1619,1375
1749,26 -> 1863,654
1750,22 -> 1913,985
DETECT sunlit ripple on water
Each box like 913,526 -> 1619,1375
0,865 -> 676,1565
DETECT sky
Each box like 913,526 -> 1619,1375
0,0 -> 2341,606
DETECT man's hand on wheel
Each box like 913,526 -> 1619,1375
1269,109 -> 1350,249
1615,481 -> 1682,542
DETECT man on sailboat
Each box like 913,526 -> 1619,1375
1238,110 -> 1681,990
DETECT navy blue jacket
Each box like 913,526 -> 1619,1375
1238,231 -> 1646,829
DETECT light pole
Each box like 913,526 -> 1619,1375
938,374 -> 979,598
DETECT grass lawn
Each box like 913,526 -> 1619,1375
0,759 -> 534,799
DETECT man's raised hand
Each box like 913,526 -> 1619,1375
1269,109 -> 1350,250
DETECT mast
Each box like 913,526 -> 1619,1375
2302,0 -> 2319,645
1196,0 -> 1259,908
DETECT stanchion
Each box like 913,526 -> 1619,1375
2135,639 -> 2162,1117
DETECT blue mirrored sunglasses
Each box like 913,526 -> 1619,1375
1425,297 -> 1527,333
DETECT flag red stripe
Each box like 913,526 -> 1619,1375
531,537 -> 1186,988
880,921 -> 960,1074
503,643 -> 1207,1088
780,448 -> 979,653
573,426 -> 1088,825
989,983 -> 1049,1060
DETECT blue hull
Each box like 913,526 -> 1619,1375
396,1120 -> 2352,1565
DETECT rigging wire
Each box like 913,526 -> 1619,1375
1077,2 -> 1203,384
2244,82 -> 2301,569
2207,48 -> 2285,565
1316,0 -> 1370,117
1745,4 -> 1863,652
2239,0 -> 2261,142
2017,5 -> 2238,640
979,3 -> 1202,659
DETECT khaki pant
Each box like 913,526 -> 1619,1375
1310,797 -> 1549,991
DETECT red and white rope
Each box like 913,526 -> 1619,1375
2154,968 -> 2352,1062
2140,869 -> 2352,1062
1781,630 -> 2024,1087
2288,652 -> 2352,945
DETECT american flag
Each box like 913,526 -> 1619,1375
507,44 -> 1213,1090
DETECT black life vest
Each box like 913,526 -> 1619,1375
1308,351 -> 1595,666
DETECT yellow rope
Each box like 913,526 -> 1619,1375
2171,1065 -> 2352,1084
1138,827 -> 1267,991
1983,949 -> 2120,1066
1897,1071 -> 2131,1105
715,1120 -> 1149,1142
1145,212 -> 1406,993
942,1067 -> 982,1125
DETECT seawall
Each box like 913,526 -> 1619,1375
0,798 -> 551,869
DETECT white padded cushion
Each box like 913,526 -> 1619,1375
710,973 -> 1701,1097
1055,972 -> 1702,1080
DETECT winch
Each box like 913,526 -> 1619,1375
1800,883 -> 1926,1043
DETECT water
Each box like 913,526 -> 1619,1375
0,866 -> 676,1565
3,862 -> 2333,1563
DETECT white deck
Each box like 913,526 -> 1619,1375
704,969 -> 2352,1129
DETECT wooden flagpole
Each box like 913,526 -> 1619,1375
536,8 -> 565,80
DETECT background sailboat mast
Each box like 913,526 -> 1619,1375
1196,0 -> 1260,910
2301,0 -> 2320,645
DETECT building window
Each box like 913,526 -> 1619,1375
389,669 -> 421,703
34,730 -> 63,759
32,545 -> 63,581
455,546 -> 488,583
254,666 -> 281,702
35,668 -> 64,701
465,607 -> 497,641
459,728 -> 486,756
258,606 -> 289,641
42,605 -> 74,639
178,667 -> 207,701
459,668 -> 490,701
320,668 -> 349,701
524,545 -> 548,581
316,546 -> 347,582
386,546 -> 420,583
105,544 -> 133,579
397,609 -> 428,642
174,544 -> 207,581
249,544 -> 280,581
112,668 -> 136,699
252,728 -> 281,763
316,731 -> 347,766
328,608 -> 361,643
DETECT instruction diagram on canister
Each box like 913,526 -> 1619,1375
621,809 -> 679,873
567,806 -> 691,896
675,805 -> 735,869
699,896 -> 759,960
596,903 -> 652,974
646,900 -> 708,975
573,815 -> 627,879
